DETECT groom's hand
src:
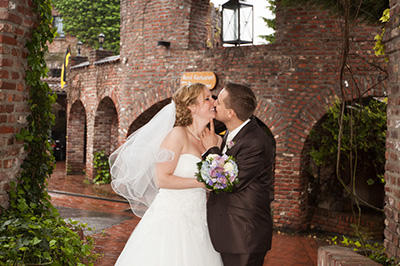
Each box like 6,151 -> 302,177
200,118 -> 220,150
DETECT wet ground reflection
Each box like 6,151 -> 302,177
56,205 -> 132,236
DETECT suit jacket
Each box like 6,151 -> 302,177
203,117 -> 274,254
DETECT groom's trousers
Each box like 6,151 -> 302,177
220,252 -> 267,266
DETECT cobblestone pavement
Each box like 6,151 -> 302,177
48,162 -> 328,265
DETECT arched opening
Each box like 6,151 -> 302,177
67,100 -> 86,175
51,92 -> 67,161
302,97 -> 386,239
93,97 -> 118,173
127,98 -> 171,137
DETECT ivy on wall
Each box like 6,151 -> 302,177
0,0 -> 97,264
259,0 -> 276,44
52,0 -> 120,54
374,8 -> 390,61
14,0 -> 57,214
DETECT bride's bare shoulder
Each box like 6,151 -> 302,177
162,126 -> 188,144
169,126 -> 187,137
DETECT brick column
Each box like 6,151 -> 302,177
0,0 -> 36,209
384,0 -> 400,258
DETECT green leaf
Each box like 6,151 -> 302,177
49,239 -> 57,247
31,237 -> 42,245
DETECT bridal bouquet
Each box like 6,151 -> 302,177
196,154 -> 239,194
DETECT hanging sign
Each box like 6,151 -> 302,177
181,71 -> 217,90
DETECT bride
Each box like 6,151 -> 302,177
109,83 -> 223,265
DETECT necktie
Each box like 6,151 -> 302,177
222,133 -> 231,153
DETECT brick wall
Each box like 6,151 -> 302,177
318,246 -> 381,265
0,0 -> 37,209
66,0 -> 387,230
66,100 -> 86,174
311,208 -> 384,239
384,0 -> 400,258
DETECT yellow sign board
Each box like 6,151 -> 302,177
181,71 -> 217,90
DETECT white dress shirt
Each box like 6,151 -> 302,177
222,119 -> 250,153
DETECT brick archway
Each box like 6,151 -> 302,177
301,96 -> 386,238
66,100 -> 86,175
127,98 -> 172,137
93,97 -> 118,174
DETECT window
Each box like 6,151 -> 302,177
51,68 -> 61,77
53,16 -> 65,38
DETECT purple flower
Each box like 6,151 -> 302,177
196,154 -> 239,194
220,177 -> 227,185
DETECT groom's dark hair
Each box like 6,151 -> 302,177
223,82 -> 257,121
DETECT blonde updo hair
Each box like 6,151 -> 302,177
173,83 -> 207,127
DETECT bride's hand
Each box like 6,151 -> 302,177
200,118 -> 220,150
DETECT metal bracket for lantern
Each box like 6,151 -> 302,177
222,0 -> 254,46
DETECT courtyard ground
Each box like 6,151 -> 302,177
48,162 -> 328,265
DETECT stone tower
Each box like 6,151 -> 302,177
120,0 -> 211,58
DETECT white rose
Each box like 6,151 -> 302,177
224,162 -> 234,172
206,154 -> 218,160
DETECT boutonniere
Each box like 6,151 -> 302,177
227,140 -> 236,150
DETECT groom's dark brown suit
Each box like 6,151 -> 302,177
203,116 -> 274,266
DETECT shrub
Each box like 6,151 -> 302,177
93,151 -> 111,185
0,197 -> 98,265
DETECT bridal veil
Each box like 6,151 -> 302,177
109,101 -> 175,217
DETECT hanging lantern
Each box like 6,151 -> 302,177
222,0 -> 253,45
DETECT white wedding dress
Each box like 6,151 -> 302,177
115,154 -> 223,266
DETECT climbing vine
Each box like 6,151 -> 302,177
0,0 -> 97,264
13,0 -> 57,213
52,0 -> 120,54
307,0 -> 388,260
259,0 -> 276,44
309,98 -> 387,210
374,8 -> 390,61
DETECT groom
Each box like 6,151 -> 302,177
201,82 -> 274,266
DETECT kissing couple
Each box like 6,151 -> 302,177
110,82 -> 274,266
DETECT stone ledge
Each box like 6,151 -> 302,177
318,246 -> 381,266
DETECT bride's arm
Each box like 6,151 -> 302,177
156,127 -> 204,189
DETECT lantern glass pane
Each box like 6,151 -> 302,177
240,5 -> 252,43
223,8 -> 238,43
